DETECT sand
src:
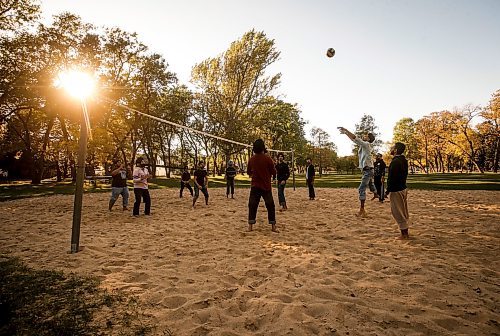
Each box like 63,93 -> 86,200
0,187 -> 499,335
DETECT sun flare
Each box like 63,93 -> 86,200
55,70 -> 95,99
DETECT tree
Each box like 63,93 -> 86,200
191,29 -> 281,160
481,90 -> 500,172
0,0 -> 40,31
392,117 -> 418,173
437,105 -> 484,173
353,114 -> 382,154
310,127 -> 337,176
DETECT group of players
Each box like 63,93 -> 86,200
108,126 -> 410,238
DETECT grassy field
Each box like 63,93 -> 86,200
1,173 -> 499,201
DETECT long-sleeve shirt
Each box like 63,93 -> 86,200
374,159 -> 387,177
353,137 -> 374,169
247,153 -> 276,191
275,162 -> 290,182
133,167 -> 149,189
181,171 -> 191,182
387,155 -> 408,192
225,166 -> 237,180
306,164 -> 315,181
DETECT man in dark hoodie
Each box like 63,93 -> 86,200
225,160 -> 237,199
305,157 -> 315,200
180,165 -> 193,198
373,153 -> 387,202
385,142 -> 410,239
275,152 -> 290,210
247,139 -> 278,232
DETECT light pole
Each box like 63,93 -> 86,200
56,70 -> 95,253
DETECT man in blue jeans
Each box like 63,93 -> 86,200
338,127 -> 379,217
109,159 -> 130,211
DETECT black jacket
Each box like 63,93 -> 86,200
225,166 -> 237,179
374,159 -> 387,177
306,164 -> 315,181
275,162 -> 290,182
387,155 -> 408,192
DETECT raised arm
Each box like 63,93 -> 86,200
337,127 -> 356,141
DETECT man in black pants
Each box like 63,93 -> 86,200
193,161 -> 209,208
225,160 -> 237,198
275,153 -> 290,210
247,139 -> 278,232
373,153 -> 387,202
180,165 -> 193,198
132,157 -> 151,216
306,157 -> 316,200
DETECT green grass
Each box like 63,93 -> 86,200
0,255 -> 157,336
1,173 -> 498,201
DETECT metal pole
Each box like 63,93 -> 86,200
291,150 -> 296,191
70,100 -> 89,253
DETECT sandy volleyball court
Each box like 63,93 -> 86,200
0,188 -> 499,335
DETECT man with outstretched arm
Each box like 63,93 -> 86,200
337,127 -> 379,217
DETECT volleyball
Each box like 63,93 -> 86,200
326,48 -> 335,58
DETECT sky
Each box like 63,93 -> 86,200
41,0 -> 500,156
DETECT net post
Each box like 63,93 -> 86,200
291,150 -> 296,191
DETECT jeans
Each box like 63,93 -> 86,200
359,168 -> 376,201
180,181 -> 193,197
307,179 -> 315,199
226,178 -> 235,195
133,188 -> 151,215
194,184 -> 209,204
277,181 -> 286,205
248,187 -> 276,224
110,187 -> 129,207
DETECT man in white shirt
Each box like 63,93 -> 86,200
338,127 -> 378,217
132,157 -> 152,216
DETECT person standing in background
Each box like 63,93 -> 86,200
225,160 -> 237,199
132,157 -> 151,216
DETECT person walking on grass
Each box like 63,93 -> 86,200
337,127 -> 379,217
373,153 -> 387,202
225,160 -> 237,198
193,161 -> 209,208
180,165 -> 193,198
386,142 -> 410,239
109,159 -> 131,211
305,157 -> 316,200
132,157 -> 151,216
247,139 -> 278,232
274,153 -> 290,210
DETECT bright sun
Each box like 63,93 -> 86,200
55,70 -> 95,99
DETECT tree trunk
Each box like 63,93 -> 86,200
493,137 -> 499,173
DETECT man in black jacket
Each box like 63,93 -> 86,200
180,165 -> 193,198
305,157 -> 315,200
275,153 -> 290,210
225,160 -> 237,198
385,142 -> 410,239
373,153 -> 387,202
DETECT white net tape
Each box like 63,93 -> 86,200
100,95 -> 293,154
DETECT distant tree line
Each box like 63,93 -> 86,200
392,92 -> 499,173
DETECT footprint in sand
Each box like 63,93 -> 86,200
161,295 -> 188,309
